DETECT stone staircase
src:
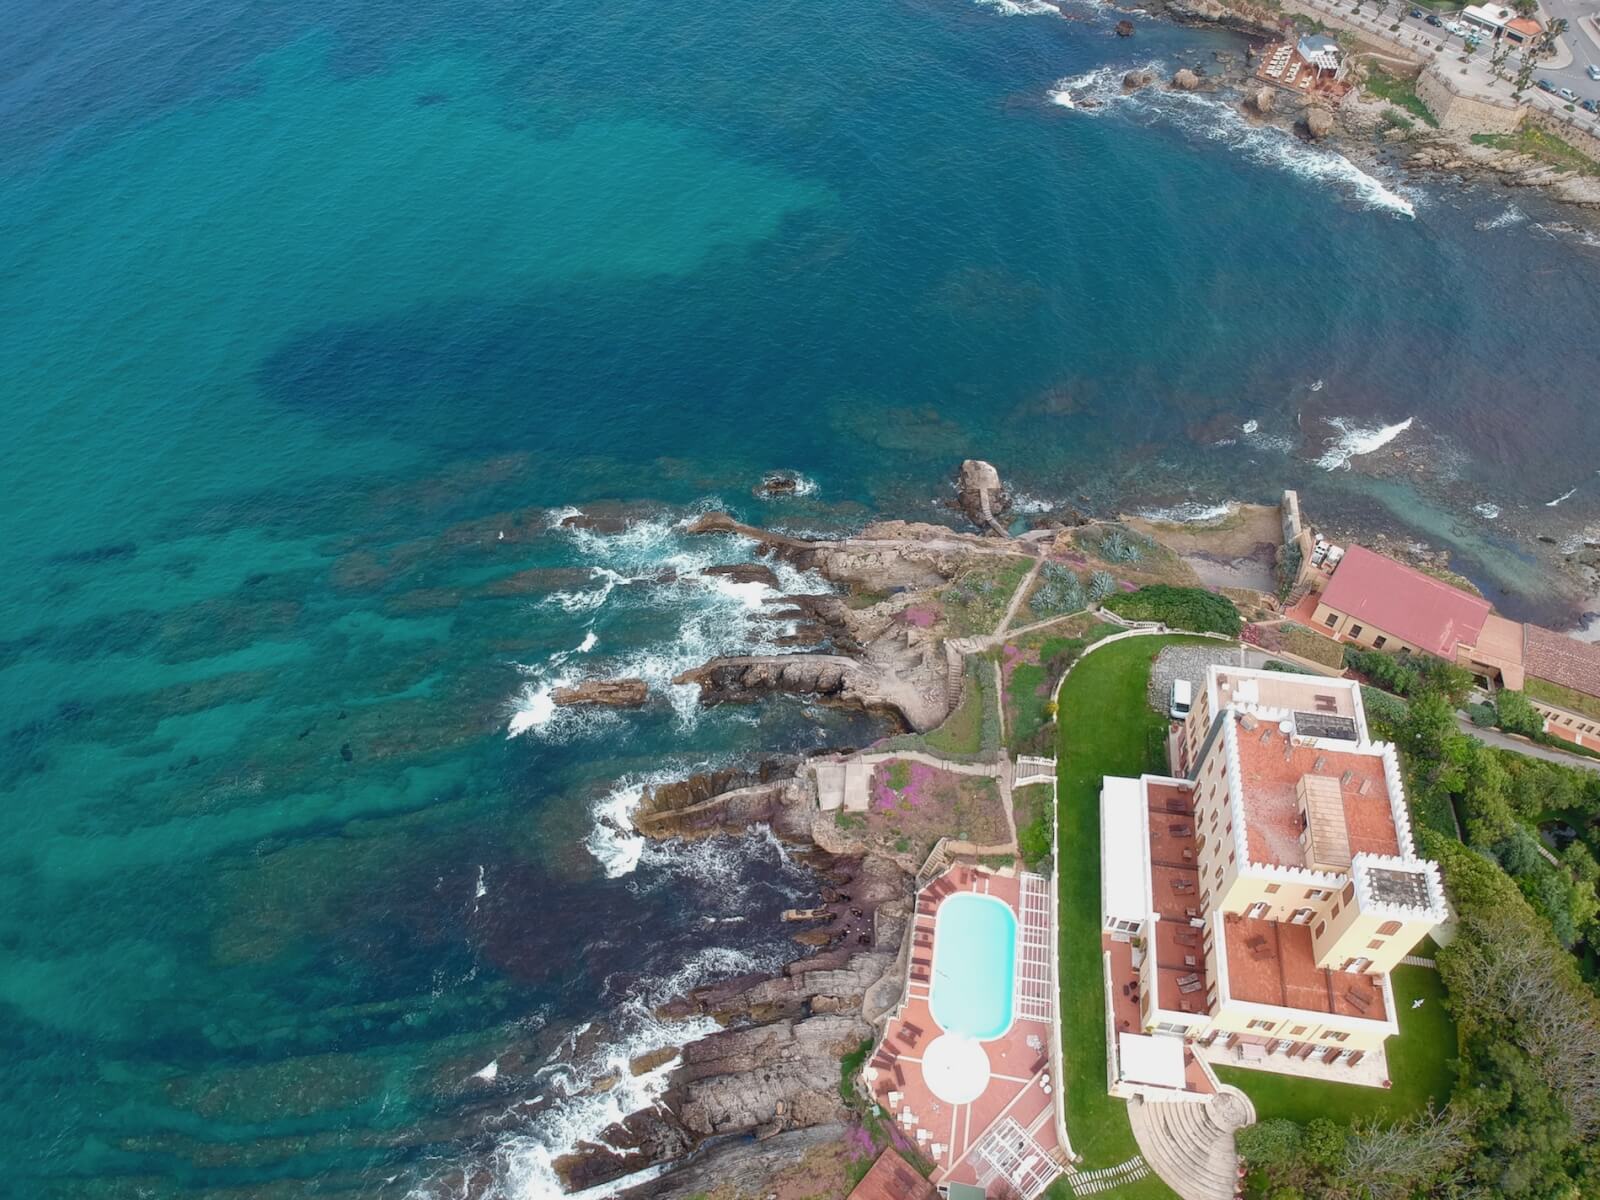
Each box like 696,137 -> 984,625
1126,1090 -> 1253,1200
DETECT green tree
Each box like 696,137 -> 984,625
1495,689 -> 1545,738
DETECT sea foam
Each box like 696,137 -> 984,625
1316,415 -> 1415,470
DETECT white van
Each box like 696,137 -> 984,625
1169,679 -> 1193,721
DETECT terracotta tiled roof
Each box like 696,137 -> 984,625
1234,723 -> 1401,867
1320,545 -> 1490,657
1524,624 -> 1600,700
848,1149 -> 937,1200
1223,917 -> 1387,1020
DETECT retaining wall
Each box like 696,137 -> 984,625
1415,66 -> 1523,134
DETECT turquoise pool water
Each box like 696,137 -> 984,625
930,893 -> 1017,1041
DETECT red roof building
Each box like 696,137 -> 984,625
845,1143 -> 938,1200
1312,545 -> 1491,659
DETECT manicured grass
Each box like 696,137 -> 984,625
1527,676 -> 1600,723
1056,634 -> 1214,1198
1472,127 -> 1600,176
1215,965 -> 1457,1126
1363,66 -> 1440,129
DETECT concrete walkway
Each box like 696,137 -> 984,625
1454,717 -> 1600,774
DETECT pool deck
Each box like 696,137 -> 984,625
865,865 -> 1066,1198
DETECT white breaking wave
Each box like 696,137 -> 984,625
977,0 -> 1062,16
507,511 -> 830,738
1316,415 -> 1415,471
1476,204 -> 1526,231
1473,502 -> 1502,519
1547,487 -> 1578,507
1308,379 -> 1325,392
1010,491 -> 1058,514
1052,73 -> 1416,217
1241,419 -> 1259,434
472,1060 -> 499,1083
1138,501 -> 1237,524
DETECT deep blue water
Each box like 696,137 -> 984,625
3,0 -> 1599,1196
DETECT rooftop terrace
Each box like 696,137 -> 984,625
1223,915 -> 1387,1022
1233,720 -> 1400,869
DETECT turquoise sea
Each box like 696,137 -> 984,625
3,0 -> 1599,1195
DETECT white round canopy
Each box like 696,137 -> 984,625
921,1033 -> 991,1105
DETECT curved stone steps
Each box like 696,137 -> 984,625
1127,1091 -> 1249,1200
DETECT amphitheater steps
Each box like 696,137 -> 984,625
1126,1089 -> 1252,1200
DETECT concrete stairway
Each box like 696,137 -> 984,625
1126,1090 -> 1253,1200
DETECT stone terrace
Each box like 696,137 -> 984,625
1145,781 -> 1210,1015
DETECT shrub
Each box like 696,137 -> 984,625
1029,562 -> 1087,620
1237,1118 -> 1305,1168
1466,702 -> 1497,728
1088,570 -> 1117,602
1494,689 -> 1544,738
1102,584 -> 1242,637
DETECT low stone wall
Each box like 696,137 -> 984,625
1415,66 -> 1523,134
1525,108 -> 1600,169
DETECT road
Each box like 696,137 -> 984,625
1454,715 -> 1600,772
1293,0 -> 1600,132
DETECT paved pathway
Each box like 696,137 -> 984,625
1453,716 -> 1600,773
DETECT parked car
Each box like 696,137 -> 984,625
1537,78 -> 1558,94
1445,20 -> 1466,34
1589,64 -> 1600,81
1425,13 -> 1444,26
1170,680 -> 1193,722
1582,98 -> 1599,114
1559,87 -> 1579,103
1409,6 -> 1423,16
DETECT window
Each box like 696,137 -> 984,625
1291,1026 -> 1308,1037
1349,625 -> 1364,639
1345,957 -> 1371,973
1247,1019 -> 1276,1031
1291,907 -> 1315,925
1326,1031 -> 1349,1043
1324,612 -> 1339,628
1343,882 -> 1356,904
1330,903 -> 1340,918
1216,866 -> 1224,880
1305,888 -> 1330,901
1374,635 -> 1387,649
1368,939 -> 1385,951
1377,920 -> 1402,936
1315,921 -> 1326,938
1265,884 -> 1280,894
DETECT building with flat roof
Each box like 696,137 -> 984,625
1102,667 -> 1447,1086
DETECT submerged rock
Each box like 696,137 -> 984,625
1116,19 -> 1135,36
551,678 -> 649,707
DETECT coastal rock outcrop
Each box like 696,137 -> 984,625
1252,86 -> 1274,115
551,678 -> 650,707
755,471 -> 803,498
1305,106 -> 1335,139
1124,69 -> 1156,91
1172,68 -> 1201,91
954,458 -> 1011,535
1116,19 -> 1135,35
703,561 -> 782,589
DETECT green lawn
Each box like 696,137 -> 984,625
1471,127 -> 1600,176
1055,635 -> 1214,1199
1215,965 -> 1457,1125
1527,676 -> 1600,723
1362,66 -> 1440,129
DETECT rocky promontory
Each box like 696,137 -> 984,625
551,678 -> 650,707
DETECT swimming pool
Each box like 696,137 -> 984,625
929,892 -> 1017,1040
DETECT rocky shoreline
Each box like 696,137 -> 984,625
1129,0 -> 1600,213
